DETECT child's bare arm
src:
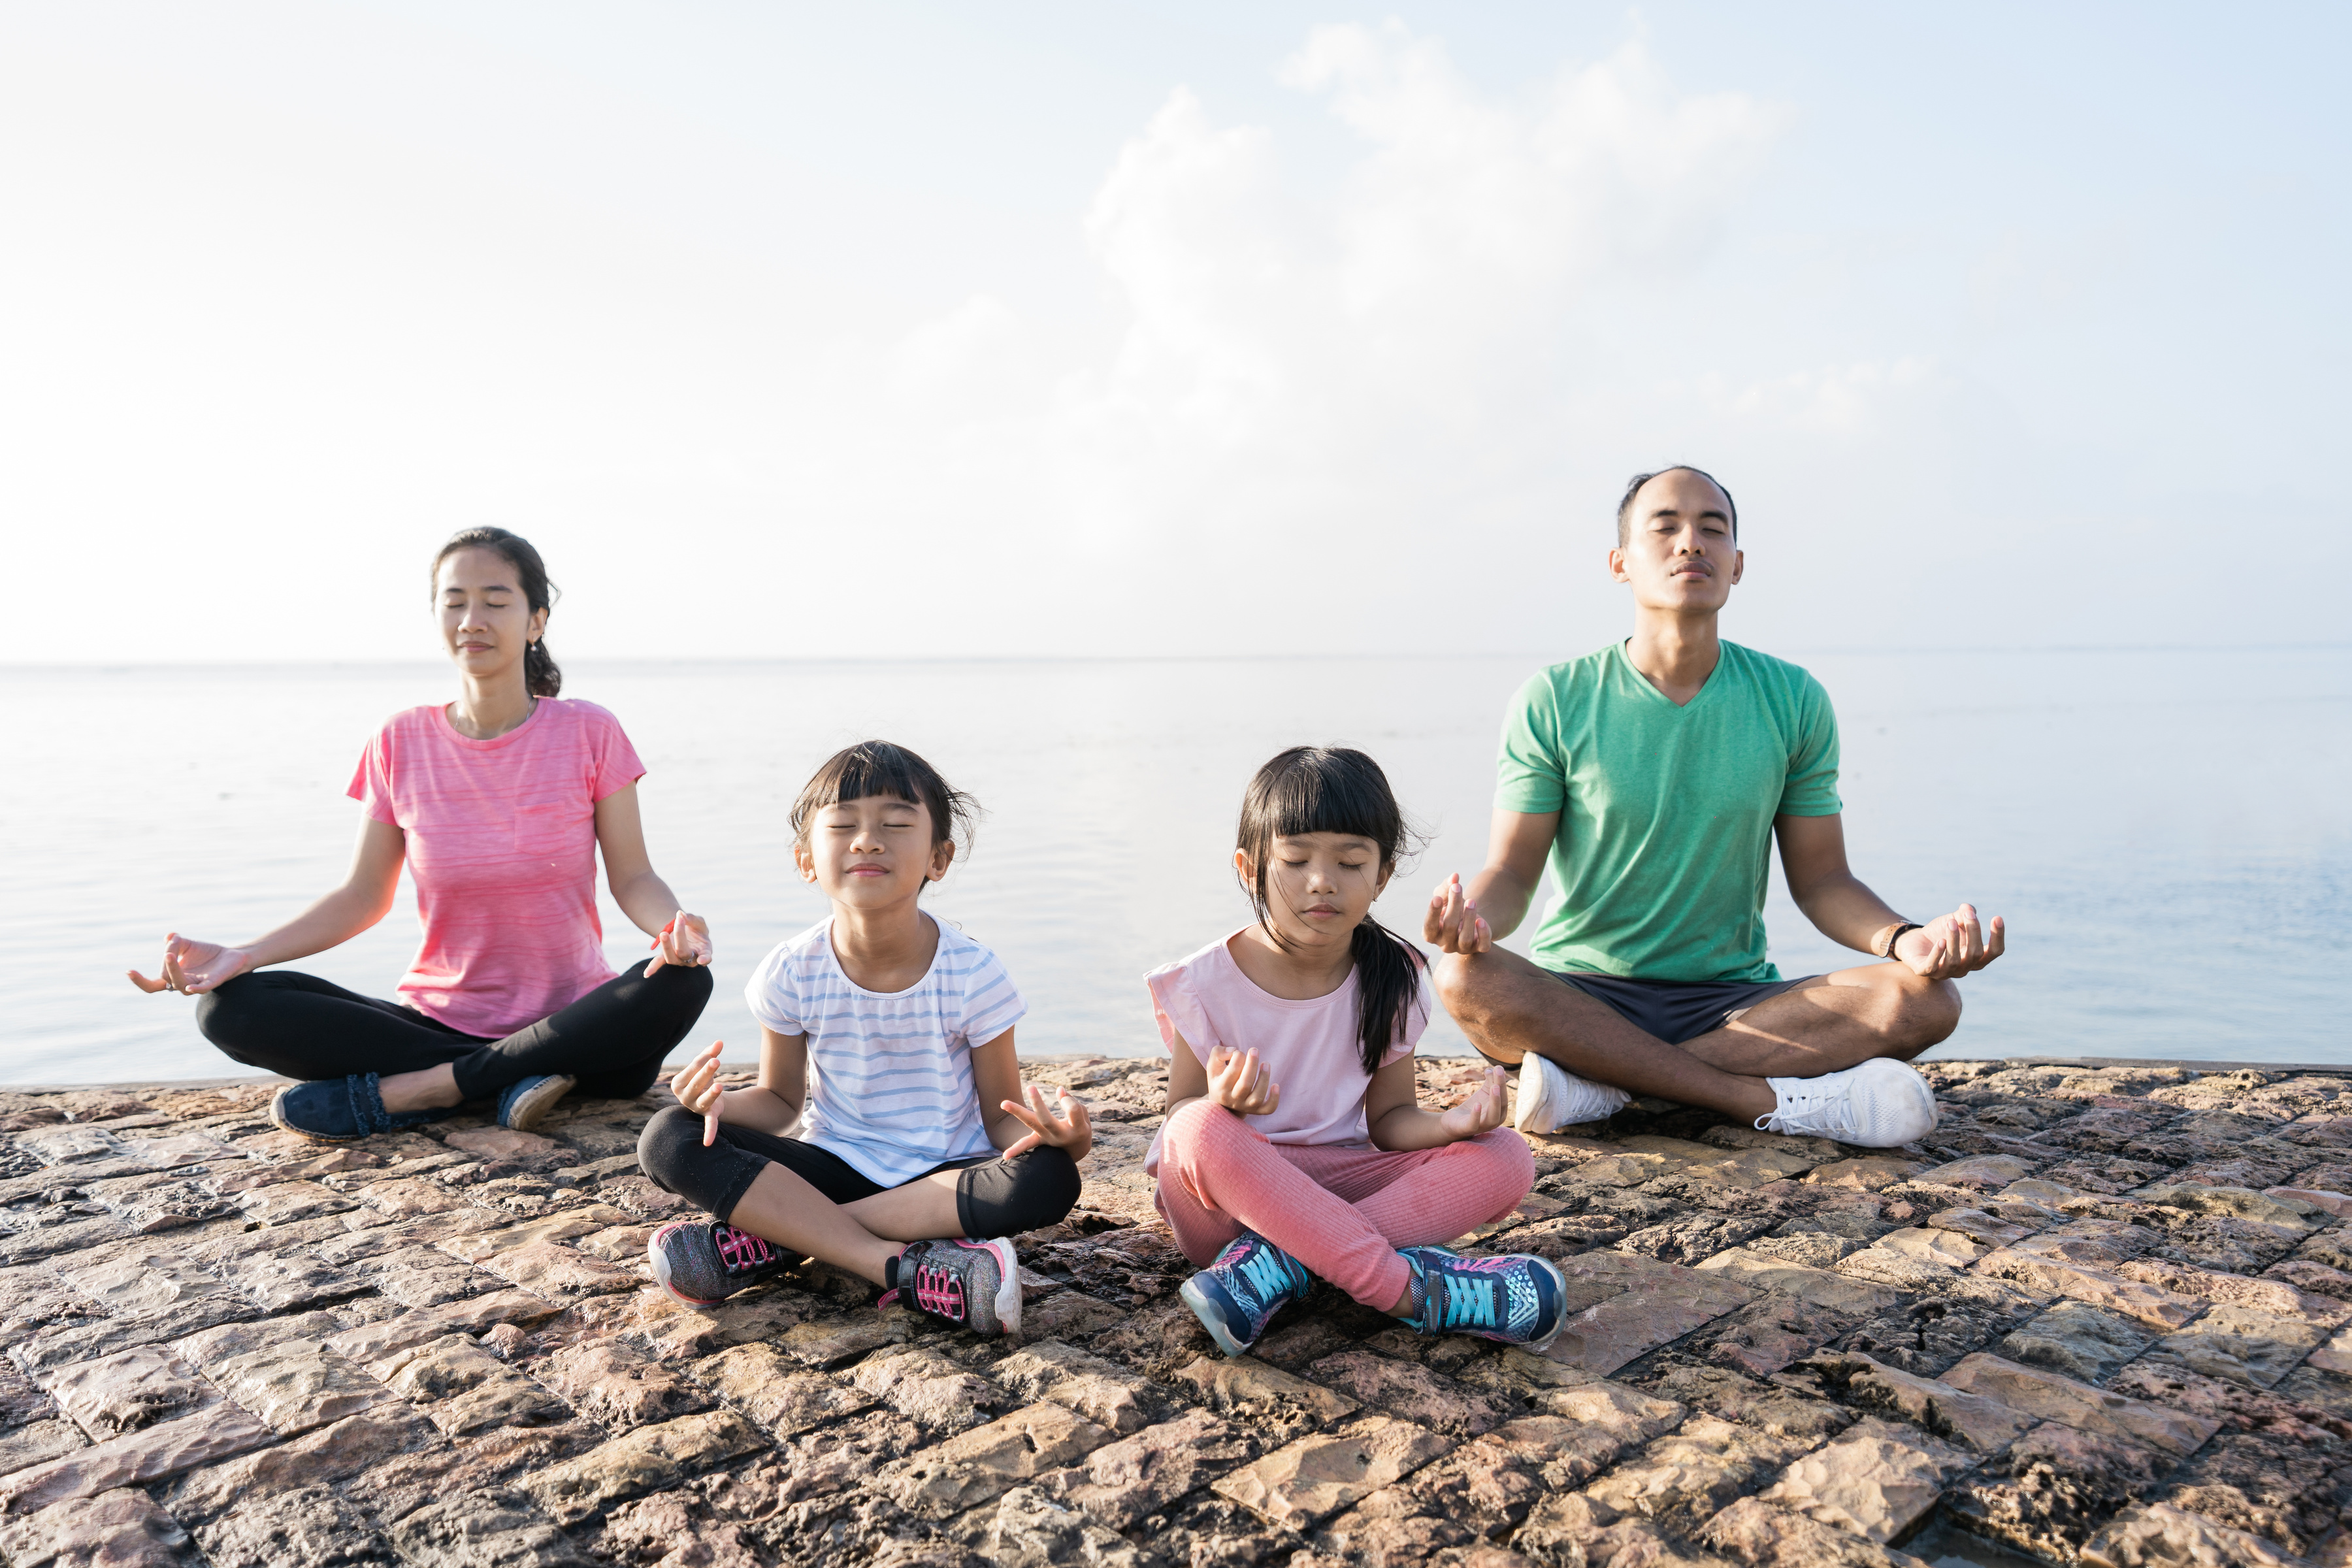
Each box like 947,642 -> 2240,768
666,1030 -> 805,1146
1164,1030 -> 1280,1120
1365,1056 -> 1510,1151
972,1028 -> 1094,1162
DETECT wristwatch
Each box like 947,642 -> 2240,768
1877,922 -> 1923,959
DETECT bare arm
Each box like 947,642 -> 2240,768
1776,811 -> 2006,979
971,1028 -> 1093,1161
128,815 -> 406,994
1422,808 -> 1558,955
1364,1054 -> 1510,1151
594,783 -> 711,972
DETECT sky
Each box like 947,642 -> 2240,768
1,2 -> 2345,664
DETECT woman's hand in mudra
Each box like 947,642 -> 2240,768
644,911 -> 713,977
127,934 -> 253,996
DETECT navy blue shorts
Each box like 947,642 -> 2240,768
1478,969 -> 1813,1058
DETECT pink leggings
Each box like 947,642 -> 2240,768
1153,1099 -> 1537,1310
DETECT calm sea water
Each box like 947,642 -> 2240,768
4,649 -> 2347,1086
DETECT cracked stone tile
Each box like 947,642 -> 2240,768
1637,1360 -> 1852,1439
38,1345 -> 218,1439
1697,1250 -> 1906,1316
1018,1289 -> 1126,1345
2144,1304 -> 2328,1388
1942,1352 -> 2221,1454
1170,1354 -> 1360,1443
1756,1415 -> 1971,1543
689,1341 -> 875,1437
321,1290 -> 564,1363
1699,1497 -> 1933,1568
1993,1301 -> 2158,1386
989,1339 -> 1165,1436
0,1400 -> 275,1517
1972,1249 -> 2200,1330
2081,1501 -> 2304,1568
2108,1360 -> 2352,1443
0,1418 -> 87,1476
21,1250 -> 259,1370
1788,1352 -> 2033,1453
1301,1348 -> 1514,1437
387,1486 -> 592,1567
1830,1278 -> 2048,1378
882,1400 -> 1120,1519
523,1408 -> 768,1526
347,1422 -> 604,1526
377,1333 -> 573,1436
533,1337 -> 711,1430
0,1486 -> 195,1568
847,1345 -> 1011,1433
1677,1296 -> 1865,1379
1033,1408 -> 1259,1531
1212,1413 -> 1454,1533
193,1484 -> 395,1568
1944,1418 -> 2172,1563
2117,1256 -> 2350,1322
1583,1412 -> 1816,1537
161,1405 -> 438,1521
476,1238 -> 641,1299
2155,1433 -> 2352,1556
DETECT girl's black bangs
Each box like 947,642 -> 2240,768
1262,772 -> 1397,846
815,749 -> 930,812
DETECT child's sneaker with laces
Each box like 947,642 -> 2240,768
648,1220 -> 792,1307
1179,1231 -> 1315,1357
1758,1057 -> 1938,1148
887,1237 -> 1022,1337
1397,1245 -> 1570,1351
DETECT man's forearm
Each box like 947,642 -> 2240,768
1792,873 -> 1910,954
1463,866 -> 1539,939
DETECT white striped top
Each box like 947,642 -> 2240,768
744,917 -> 1027,1186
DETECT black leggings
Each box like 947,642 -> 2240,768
196,964 -> 713,1102
636,1104 -> 1081,1240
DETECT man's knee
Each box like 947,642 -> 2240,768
1885,975 -> 1961,1058
636,1105 -> 706,1194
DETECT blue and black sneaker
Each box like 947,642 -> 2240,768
1179,1232 -> 1315,1357
1397,1245 -> 1570,1351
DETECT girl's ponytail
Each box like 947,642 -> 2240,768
1237,745 -> 1429,1075
1348,915 -> 1428,1076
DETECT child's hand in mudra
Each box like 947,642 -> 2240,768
1000,1085 -> 1093,1162
668,1041 -> 728,1147
1434,1066 -> 1511,1142
1205,1047 -> 1281,1117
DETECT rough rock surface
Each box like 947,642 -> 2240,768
7,1056 -> 2352,1566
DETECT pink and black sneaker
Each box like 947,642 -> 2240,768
648,1220 -> 792,1307
884,1237 -> 1021,1337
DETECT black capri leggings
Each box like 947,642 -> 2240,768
196,963 -> 713,1103
636,1104 -> 1081,1241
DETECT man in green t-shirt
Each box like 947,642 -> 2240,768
1424,466 -> 2004,1148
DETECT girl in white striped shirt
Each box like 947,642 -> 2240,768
640,742 -> 1090,1337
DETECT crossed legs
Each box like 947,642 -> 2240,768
1436,947 -> 1959,1122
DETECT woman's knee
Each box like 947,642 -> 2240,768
636,1104 -> 708,1194
191,975 -> 259,1048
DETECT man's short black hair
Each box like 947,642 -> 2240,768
1616,466 -> 1738,546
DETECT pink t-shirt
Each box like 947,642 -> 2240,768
347,698 -> 645,1037
1143,930 -> 1431,1175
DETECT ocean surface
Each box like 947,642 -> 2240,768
5,649 -> 2347,1086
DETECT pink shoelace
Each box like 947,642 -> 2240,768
912,1261 -> 966,1322
713,1224 -> 776,1273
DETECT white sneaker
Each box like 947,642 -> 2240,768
1512,1053 -> 1633,1133
1759,1058 -> 1938,1148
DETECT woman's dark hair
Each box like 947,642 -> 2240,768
1237,746 -> 1427,1075
431,527 -> 563,698
789,741 -> 979,862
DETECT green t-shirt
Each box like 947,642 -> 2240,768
1495,639 -> 1842,984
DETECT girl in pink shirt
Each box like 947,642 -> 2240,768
1153,746 -> 1569,1356
129,529 -> 713,1141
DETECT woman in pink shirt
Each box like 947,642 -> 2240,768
129,529 -> 713,1141
1151,746 -> 1565,1358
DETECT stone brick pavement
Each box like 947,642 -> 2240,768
5,1056 -> 2352,1567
